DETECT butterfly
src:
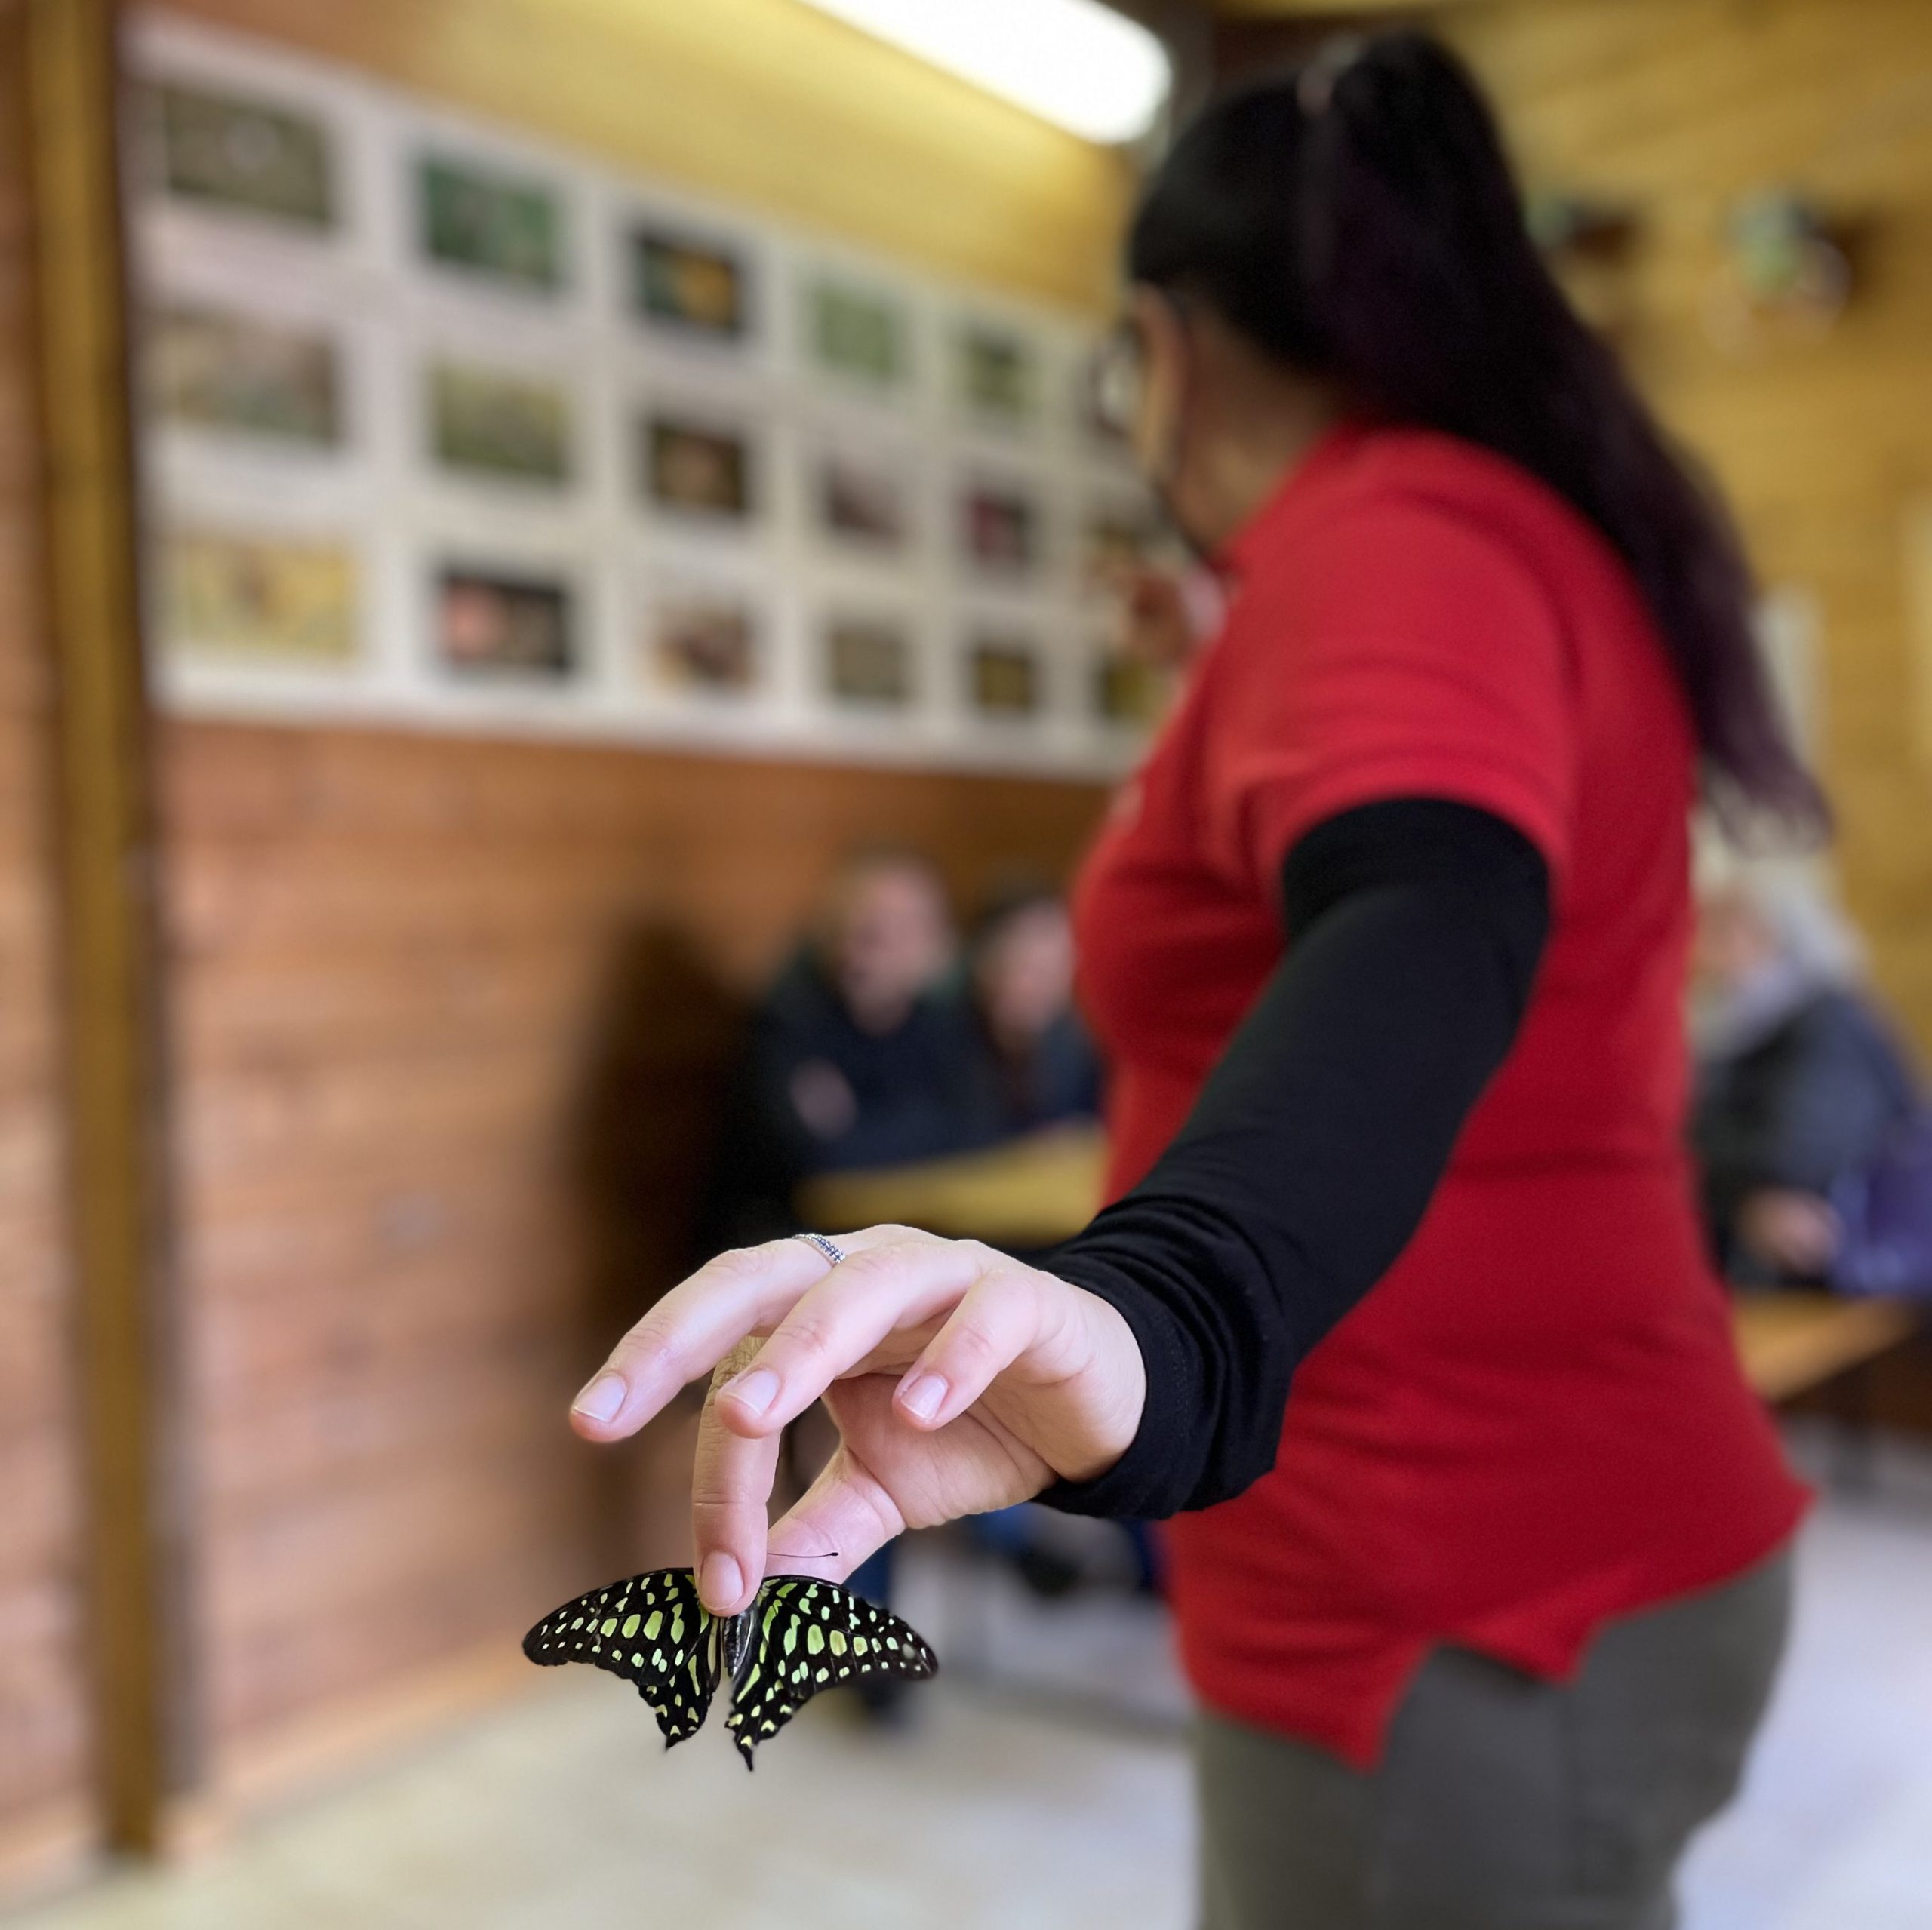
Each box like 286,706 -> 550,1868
521,1566 -> 938,1769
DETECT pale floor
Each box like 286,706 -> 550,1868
11,1426 -> 1932,1930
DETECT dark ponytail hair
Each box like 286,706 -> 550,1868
1129,32 -> 1826,836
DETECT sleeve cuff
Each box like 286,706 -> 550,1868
1031,1248 -> 1202,1522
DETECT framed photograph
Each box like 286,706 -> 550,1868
150,303 -> 341,447
1094,646 -> 1170,729
162,527 -> 358,663
417,153 -> 565,293
804,273 -> 909,392
968,632 -> 1041,719
435,565 -> 574,676
645,582 -> 762,696
428,358 -> 571,487
1081,496 -> 1163,588
959,478 -> 1041,577
149,78 -> 334,230
631,224 -> 751,343
642,410 -> 755,522
823,614 -> 914,708
955,320 -> 1038,431
812,444 -> 914,555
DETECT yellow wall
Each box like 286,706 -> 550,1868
159,0 -> 1137,312
1446,0 -> 1932,1043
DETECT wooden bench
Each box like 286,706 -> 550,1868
1731,1289 -> 1921,1404
805,1146 -> 1923,1409
797,1123 -> 1108,1252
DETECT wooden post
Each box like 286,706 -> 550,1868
23,0 -> 197,1857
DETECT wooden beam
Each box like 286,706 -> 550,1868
1208,4 -> 1441,85
24,0 -> 198,1857
1213,1 -> 1451,16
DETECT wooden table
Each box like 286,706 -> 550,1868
796,1124 -> 1107,1251
1730,1289 -> 1920,1403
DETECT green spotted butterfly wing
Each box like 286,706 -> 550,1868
521,1568 -> 718,1747
521,1568 -> 939,1767
724,1576 -> 939,1769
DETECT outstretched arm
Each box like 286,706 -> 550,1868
570,798 -> 1549,1611
1042,796 -> 1548,1517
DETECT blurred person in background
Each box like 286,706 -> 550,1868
1693,871 -> 1919,1284
959,880 -> 1102,1145
581,33 -> 1827,1929
698,843 -> 973,1664
701,844 -> 971,1252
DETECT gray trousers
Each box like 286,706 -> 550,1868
1195,1551 -> 1793,1930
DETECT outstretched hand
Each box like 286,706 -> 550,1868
568,1227 -> 1146,1618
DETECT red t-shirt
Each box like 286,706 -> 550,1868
1072,422 -> 1807,1770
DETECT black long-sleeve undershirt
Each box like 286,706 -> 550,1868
1040,798 -> 1552,1522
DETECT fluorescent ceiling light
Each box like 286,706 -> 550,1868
798,0 -> 1170,145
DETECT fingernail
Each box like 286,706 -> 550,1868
571,1374 -> 626,1423
701,1550 -> 742,1610
900,1372 -> 946,1422
724,1367 -> 779,1417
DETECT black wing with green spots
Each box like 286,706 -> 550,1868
521,1568 -> 938,1767
722,1576 -> 939,1769
521,1568 -> 718,1747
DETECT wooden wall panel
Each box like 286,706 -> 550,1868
162,722 -> 1106,1780
0,0 -> 91,1880
1443,0 -> 1932,1046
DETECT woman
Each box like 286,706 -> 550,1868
959,881 -> 1102,1145
699,844 -> 970,1252
1692,873 -> 1918,1283
571,34 -> 1823,1928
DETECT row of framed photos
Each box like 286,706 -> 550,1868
128,14 -> 1172,776
143,235 -> 1128,474
158,526 -> 1164,732
149,293 -> 1158,585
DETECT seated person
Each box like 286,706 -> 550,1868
702,844 -> 973,1252
961,882 -> 1103,1145
1691,873 -> 1919,1283
700,845 -> 974,1663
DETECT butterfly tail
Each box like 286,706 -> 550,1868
520,1569 -> 721,1750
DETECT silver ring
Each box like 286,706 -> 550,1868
793,1231 -> 848,1268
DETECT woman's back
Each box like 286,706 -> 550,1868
1074,423 -> 1807,1769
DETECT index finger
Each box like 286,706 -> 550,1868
688,1337 -> 781,1615
568,1234 -> 857,1442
